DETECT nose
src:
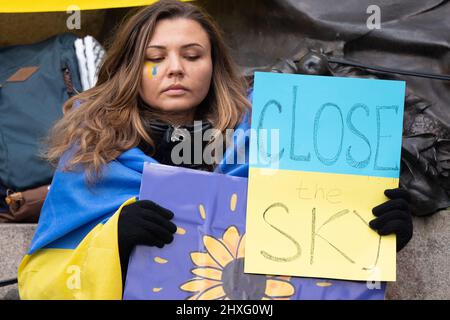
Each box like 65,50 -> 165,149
167,54 -> 184,78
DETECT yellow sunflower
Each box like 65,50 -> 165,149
180,226 -> 295,300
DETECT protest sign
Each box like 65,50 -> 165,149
123,163 -> 385,299
245,72 -> 405,281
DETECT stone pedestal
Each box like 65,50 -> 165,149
1,210 -> 448,299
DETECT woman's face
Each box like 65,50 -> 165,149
140,18 -> 213,119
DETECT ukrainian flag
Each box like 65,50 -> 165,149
17,112 -> 250,300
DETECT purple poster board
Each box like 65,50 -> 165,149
123,163 -> 386,300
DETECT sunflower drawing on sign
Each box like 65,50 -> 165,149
180,226 -> 296,300
123,163 -> 387,300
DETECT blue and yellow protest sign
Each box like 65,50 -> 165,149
245,72 -> 405,282
123,163 -> 386,299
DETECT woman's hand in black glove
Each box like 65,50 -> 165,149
118,200 -> 177,285
369,188 -> 413,252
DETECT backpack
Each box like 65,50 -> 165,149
0,33 -> 82,191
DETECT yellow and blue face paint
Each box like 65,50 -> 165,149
145,61 -> 159,79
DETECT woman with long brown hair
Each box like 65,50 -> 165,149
47,0 -> 250,180
18,0 -> 251,300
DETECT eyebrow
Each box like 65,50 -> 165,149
146,43 -> 204,49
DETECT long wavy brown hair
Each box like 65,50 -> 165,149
46,0 -> 251,182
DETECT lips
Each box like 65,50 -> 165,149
162,84 -> 189,97
163,84 -> 188,92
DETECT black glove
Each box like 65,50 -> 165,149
369,188 -> 413,252
118,200 -> 177,287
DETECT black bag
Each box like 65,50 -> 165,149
0,33 -> 82,191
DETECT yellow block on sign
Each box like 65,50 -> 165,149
244,167 -> 397,282
0,0 -> 192,13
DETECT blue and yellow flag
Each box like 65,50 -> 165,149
17,112 -> 250,300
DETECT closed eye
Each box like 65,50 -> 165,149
146,57 -> 164,62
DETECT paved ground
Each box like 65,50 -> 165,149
0,224 -> 35,300
1,210 -> 448,300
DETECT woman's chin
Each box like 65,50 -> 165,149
152,103 -> 197,114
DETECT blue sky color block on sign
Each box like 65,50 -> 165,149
250,72 -> 405,178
